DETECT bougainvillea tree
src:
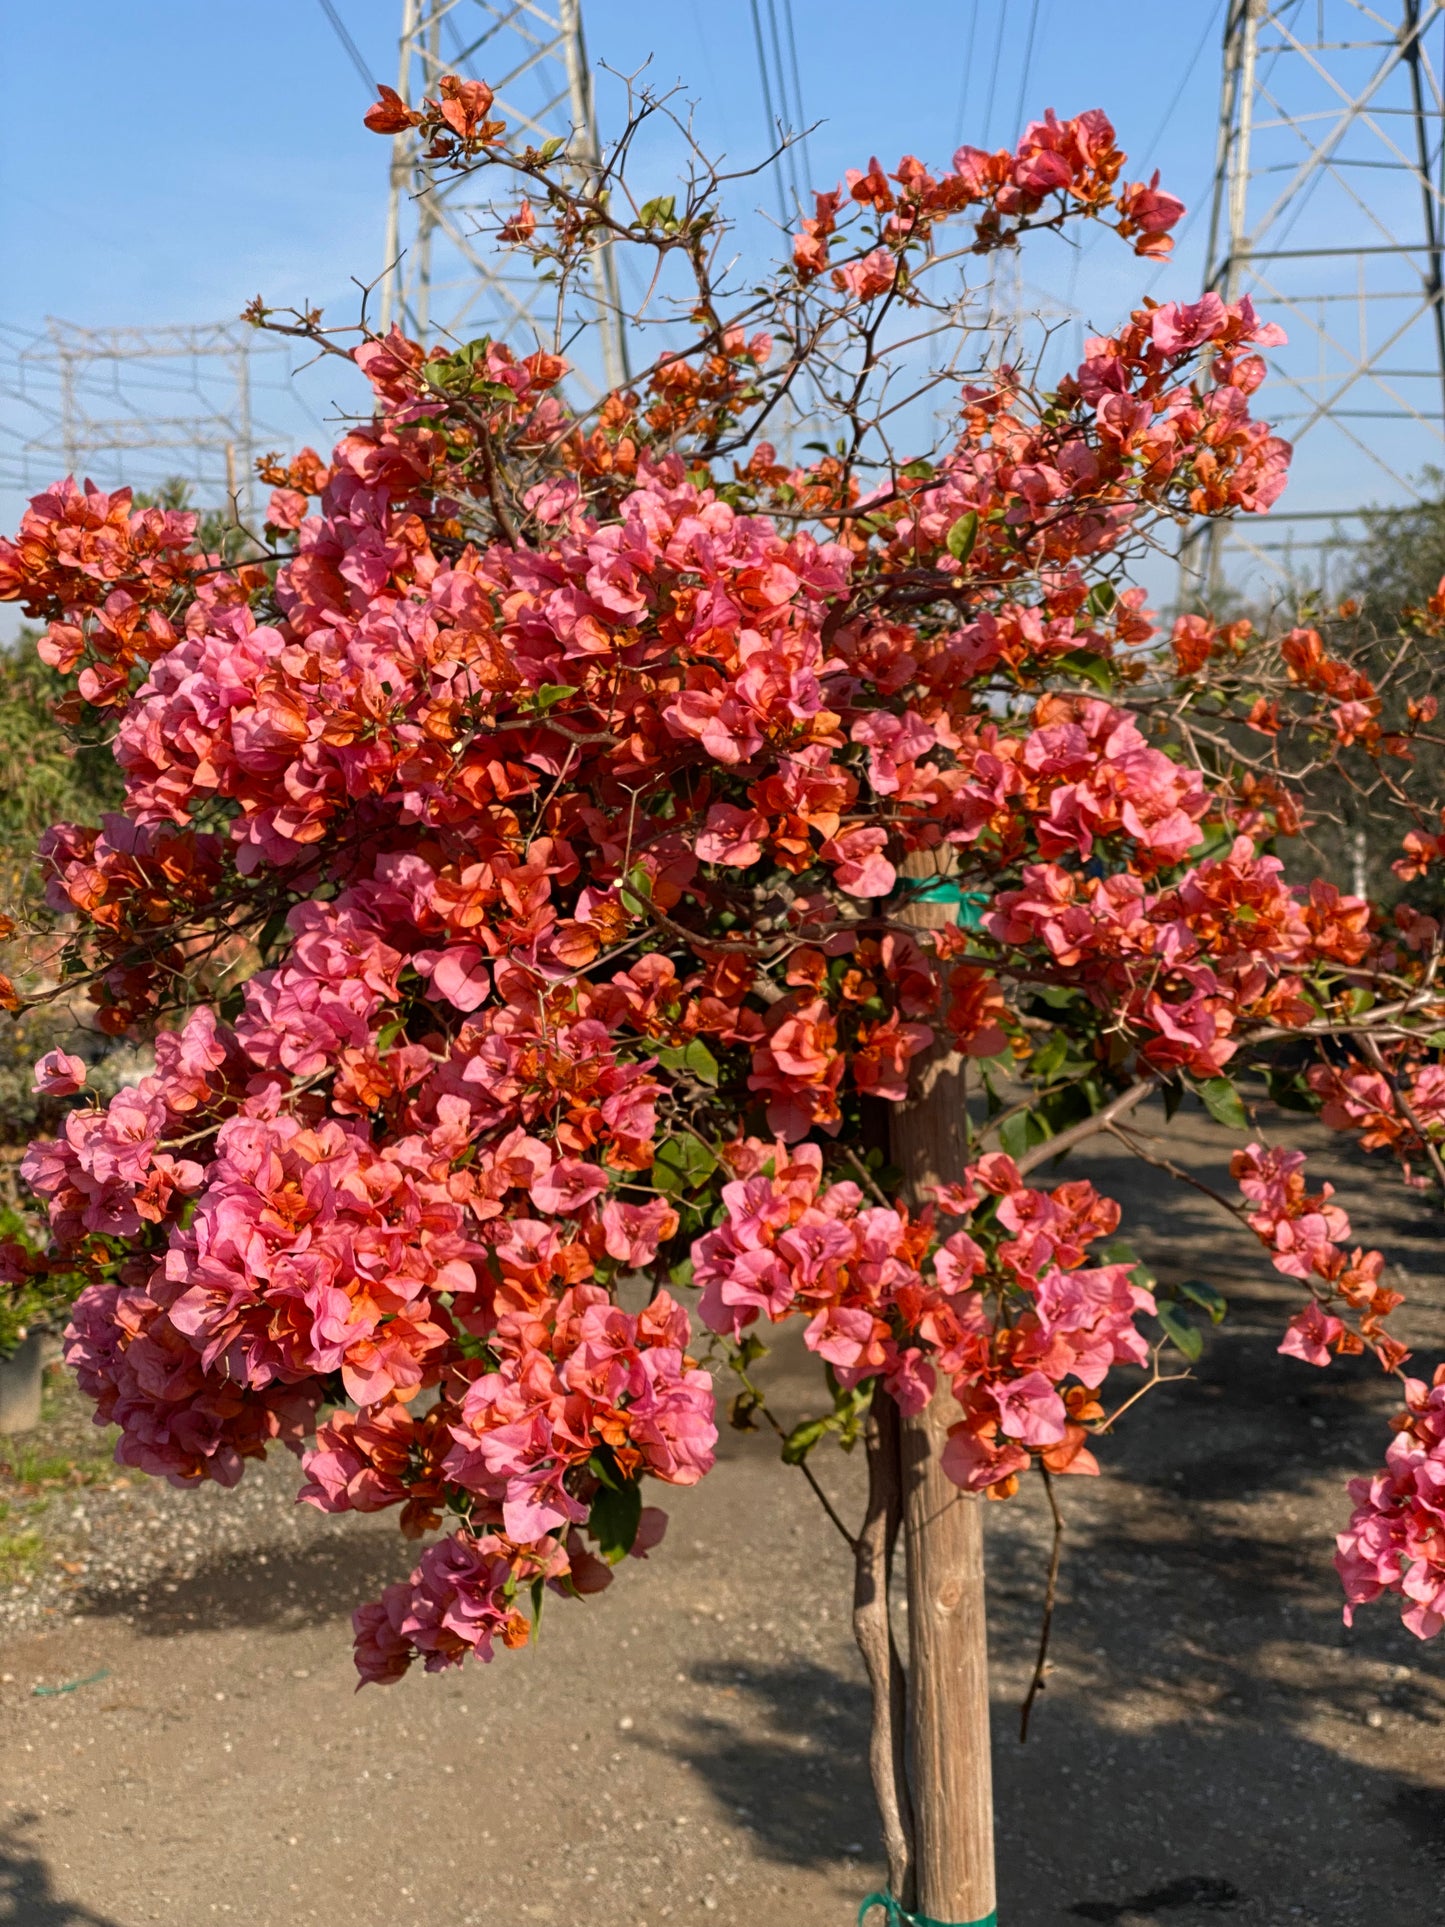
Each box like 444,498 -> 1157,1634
5,75 -> 1445,1925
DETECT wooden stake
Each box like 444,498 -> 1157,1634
853,1393 -> 914,1905
891,850 -> 997,1925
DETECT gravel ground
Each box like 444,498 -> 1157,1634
0,1099 -> 1440,1926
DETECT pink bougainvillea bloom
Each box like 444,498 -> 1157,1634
1279,1302 -> 1346,1367
32,1050 -> 87,1095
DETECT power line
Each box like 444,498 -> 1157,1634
1135,0 -> 1224,176
778,0 -> 814,187
1079,0 -> 1225,278
954,0 -> 983,150
749,0 -> 792,225
764,1 -> 799,208
980,0 -> 1009,150
314,0 -> 379,95
1010,0 -> 1043,146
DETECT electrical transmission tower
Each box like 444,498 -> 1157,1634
379,0 -> 628,391
1186,0 -> 1445,596
1,319 -> 277,522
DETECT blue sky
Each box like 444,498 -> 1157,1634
1,1 -> 1226,328
2,0 -> 1438,610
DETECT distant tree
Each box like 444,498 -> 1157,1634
1347,472 -> 1445,619
0,629 -> 123,878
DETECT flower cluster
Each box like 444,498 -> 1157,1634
792,110 -> 1182,289
5,83 -> 1440,1682
987,837 -> 1368,1079
1231,1144 -> 1404,1373
1309,1046 -> 1445,1186
1336,1367 -> 1445,1640
0,478 -> 202,708
695,1140 -> 1152,1496
313,1283 -> 712,1681
21,1008 -> 238,1247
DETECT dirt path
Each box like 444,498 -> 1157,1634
0,1100 -> 1440,1927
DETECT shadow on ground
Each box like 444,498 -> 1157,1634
71,1528 -> 412,1638
667,1640 -> 1445,1922
0,1823 -> 120,1926
665,1658 -> 881,1867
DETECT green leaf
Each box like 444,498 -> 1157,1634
538,135 -> 566,160
686,1134 -> 718,1178
1266,1064 -> 1315,1115
1177,1279 -> 1228,1325
683,1038 -> 720,1087
1086,580 -> 1118,617
1034,1079 -> 1096,1138
1097,1235 -> 1155,1291
1054,648 -> 1114,692
655,1041 -> 719,1087
945,511 -> 979,563
652,1133 -> 717,1196
588,1477 -> 643,1564
257,908 -> 292,959
730,1389 -> 762,1432
1030,1031 -> 1069,1082
1156,1303 -> 1203,1362
638,194 -> 678,229
651,1151 -> 686,1196
1030,985 -> 1080,1012
1096,1237 -> 1141,1267
900,459 -> 935,481
533,683 -> 577,713
619,862 -> 654,912
781,1415 -> 832,1465
216,986 -> 247,1025
999,1110 -> 1050,1162
1198,1077 -> 1248,1131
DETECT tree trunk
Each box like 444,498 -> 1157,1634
891,851 -> 997,1925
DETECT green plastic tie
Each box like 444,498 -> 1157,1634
858,1893 -> 997,1927
31,1669 -> 109,1698
904,880 -> 989,929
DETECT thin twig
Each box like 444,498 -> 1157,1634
726,1354 -> 857,1551
1019,1460 -> 1064,1743
1359,1033 -> 1445,1203
1105,1123 -> 1250,1225
1095,1345 -> 1193,1434
474,422 -> 520,548
794,1454 -> 857,1552
1013,1077 -> 1159,1179
843,1145 -> 893,1208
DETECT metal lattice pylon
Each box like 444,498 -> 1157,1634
1,320 -> 272,523
1185,0 -> 1445,595
379,0 -> 628,391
